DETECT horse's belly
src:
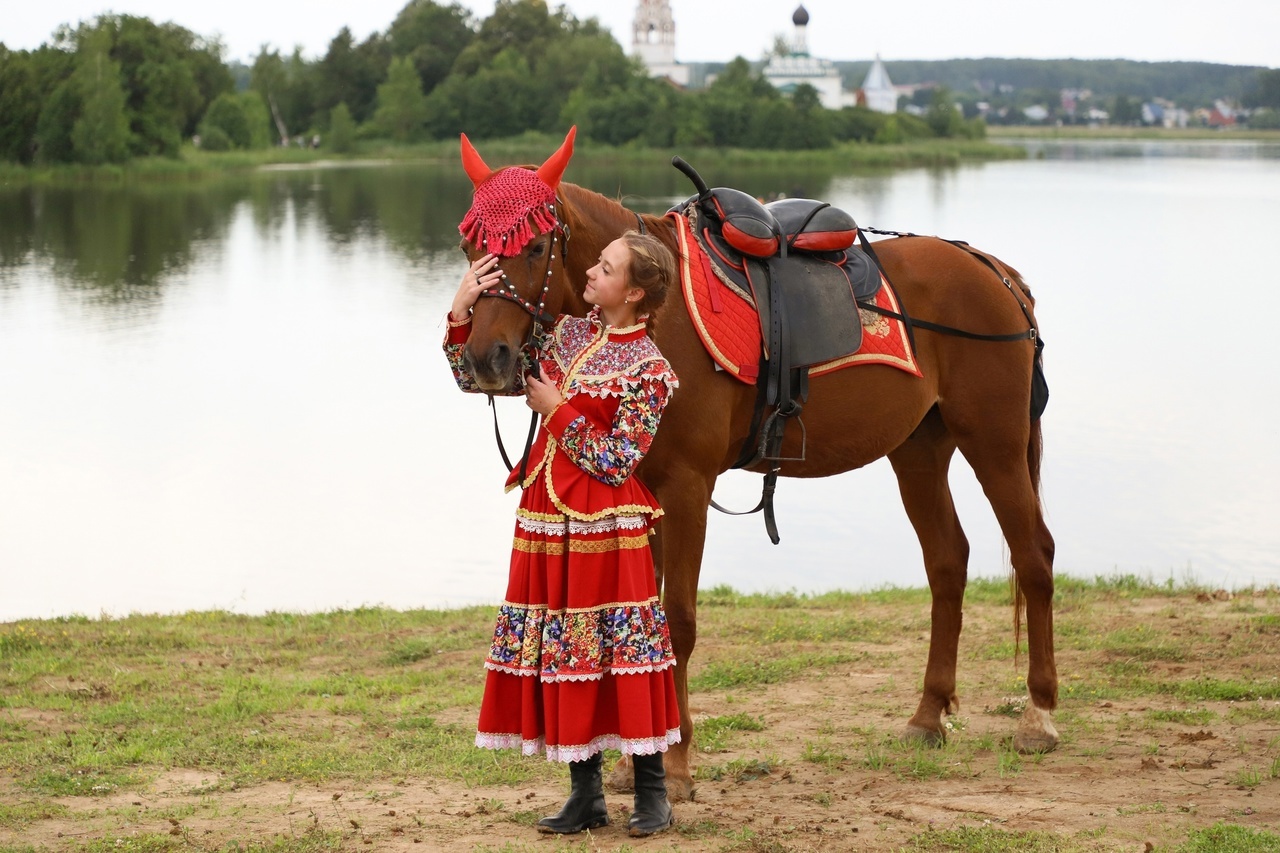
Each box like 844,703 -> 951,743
744,366 -> 935,478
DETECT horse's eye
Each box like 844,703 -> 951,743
529,241 -> 547,258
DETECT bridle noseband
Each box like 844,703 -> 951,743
474,201 -> 569,341
472,202 -> 571,481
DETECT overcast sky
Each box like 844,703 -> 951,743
5,0 -> 1277,69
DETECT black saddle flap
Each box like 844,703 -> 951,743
765,198 -> 858,253
765,254 -> 863,368
841,247 -> 883,302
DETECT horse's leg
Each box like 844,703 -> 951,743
887,408 -> 969,745
655,475 -> 711,802
602,470 -> 710,802
955,418 -> 1059,753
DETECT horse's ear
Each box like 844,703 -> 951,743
460,133 -> 492,188
535,126 -> 577,190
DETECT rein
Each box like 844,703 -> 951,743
479,203 -> 569,483
856,227 -> 1040,345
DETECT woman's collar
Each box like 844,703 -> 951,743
587,306 -> 647,338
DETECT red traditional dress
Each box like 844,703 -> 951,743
444,309 -> 682,762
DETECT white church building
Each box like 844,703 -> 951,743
631,0 -> 689,86
762,5 -> 854,110
631,2 -> 898,113
859,55 -> 897,113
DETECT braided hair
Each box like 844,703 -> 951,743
619,230 -> 676,338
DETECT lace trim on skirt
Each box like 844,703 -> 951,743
475,727 -> 682,763
515,514 -> 649,536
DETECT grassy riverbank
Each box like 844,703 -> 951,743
2,576 -> 1279,852
987,125 -> 1280,142
0,136 -> 1024,187
6,127 -> 1276,188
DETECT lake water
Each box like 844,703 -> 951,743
3,140 -> 1278,622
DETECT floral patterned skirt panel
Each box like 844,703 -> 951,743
475,480 -> 681,763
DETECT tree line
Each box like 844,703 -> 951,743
5,0 -> 1275,167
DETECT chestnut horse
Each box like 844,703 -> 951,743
455,132 -> 1058,801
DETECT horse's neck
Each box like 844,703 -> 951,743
562,182 -> 679,278
560,182 -> 701,369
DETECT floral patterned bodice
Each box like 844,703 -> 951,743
444,310 -> 678,517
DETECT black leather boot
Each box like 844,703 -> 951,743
628,752 -> 674,837
537,753 -> 609,834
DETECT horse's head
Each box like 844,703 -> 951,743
456,127 -> 585,392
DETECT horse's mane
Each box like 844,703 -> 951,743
559,181 -> 675,255
560,181 -> 627,221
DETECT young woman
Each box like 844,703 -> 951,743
443,231 -> 681,837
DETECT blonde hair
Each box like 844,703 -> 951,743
619,230 -> 676,336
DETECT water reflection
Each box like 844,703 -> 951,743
0,184 -> 247,322
2,141 -> 1277,622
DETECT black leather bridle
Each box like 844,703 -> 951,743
475,203 -> 570,484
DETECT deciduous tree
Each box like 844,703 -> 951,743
373,56 -> 428,141
70,29 -> 131,163
387,0 -> 474,95
317,27 -> 389,125
328,102 -> 356,152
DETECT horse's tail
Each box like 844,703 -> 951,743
1009,263 -> 1041,666
1010,414 -> 1044,664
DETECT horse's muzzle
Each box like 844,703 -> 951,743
464,341 -> 519,393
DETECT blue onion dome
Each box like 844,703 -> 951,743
792,5 -> 810,26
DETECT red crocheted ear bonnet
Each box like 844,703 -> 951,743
458,127 -> 576,258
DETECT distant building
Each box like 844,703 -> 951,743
1143,99 -> 1189,128
1022,105 -> 1050,122
859,55 -> 897,113
632,0 -> 689,86
763,5 -> 856,110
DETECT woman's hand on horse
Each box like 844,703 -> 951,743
524,371 -> 564,416
451,254 -> 502,322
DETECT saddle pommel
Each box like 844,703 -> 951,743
765,198 -> 858,253
705,188 -> 780,258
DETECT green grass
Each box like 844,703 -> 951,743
1249,615 -> 1280,634
695,713 -> 766,753
0,798 -> 69,829
1167,678 -> 1280,702
0,606 -> 554,794
689,652 -> 855,691
53,827 -> 351,852
905,825 -> 1082,851
800,738 -> 850,768
988,125 -> 1280,141
1177,822 -> 1280,852
0,132 -> 1026,187
3,577 -> 1279,850
1148,708 -> 1217,726
696,756 -> 776,783
857,735 -> 972,781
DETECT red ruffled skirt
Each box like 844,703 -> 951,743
475,473 -> 681,763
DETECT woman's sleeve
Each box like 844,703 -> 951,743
545,365 -> 676,487
443,316 -> 486,394
443,315 -> 561,395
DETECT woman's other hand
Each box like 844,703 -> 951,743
524,371 -> 565,417
451,254 -> 502,322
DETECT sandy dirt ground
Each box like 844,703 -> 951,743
4,591 -> 1278,852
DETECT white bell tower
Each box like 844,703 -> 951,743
632,0 -> 689,85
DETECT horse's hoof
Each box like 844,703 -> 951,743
1013,704 -> 1060,754
605,761 -> 635,793
665,775 -> 694,804
1013,729 -> 1059,753
901,723 -> 946,747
